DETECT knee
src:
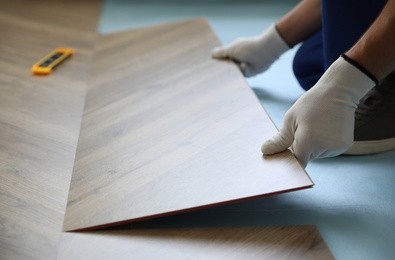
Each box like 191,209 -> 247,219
292,31 -> 325,91
293,54 -> 322,91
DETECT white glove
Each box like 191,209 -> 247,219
261,56 -> 375,167
211,24 -> 290,77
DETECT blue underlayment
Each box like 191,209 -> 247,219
100,1 -> 395,259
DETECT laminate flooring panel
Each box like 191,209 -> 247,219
0,5 -> 329,259
0,0 -> 102,259
58,225 -> 334,259
64,18 -> 313,231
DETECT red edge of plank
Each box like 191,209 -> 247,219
65,184 -> 313,232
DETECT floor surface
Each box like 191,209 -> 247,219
100,1 -> 395,259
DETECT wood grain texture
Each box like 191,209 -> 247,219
58,226 -> 334,260
0,1 -> 101,259
64,18 -> 313,231
0,3 -> 331,258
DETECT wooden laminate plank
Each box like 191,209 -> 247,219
58,226 -> 334,259
0,1 -> 102,259
64,18 -> 313,231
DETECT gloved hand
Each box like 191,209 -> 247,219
261,56 -> 375,167
211,24 -> 290,77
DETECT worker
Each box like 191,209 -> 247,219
212,0 -> 395,167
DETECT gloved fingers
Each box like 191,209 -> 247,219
261,123 -> 294,155
211,47 -> 257,77
293,138 -> 354,167
292,128 -> 354,167
211,46 -> 229,59
293,149 -> 310,168
291,139 -> 313,168
239,63 -> 258,77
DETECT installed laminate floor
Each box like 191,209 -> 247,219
100,1 -> 395,259
0,0 -> 101,259
58,226 -> 333,260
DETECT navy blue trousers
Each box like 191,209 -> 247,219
293,0 -> 388,91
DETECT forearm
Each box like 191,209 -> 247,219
346,0 -> 395,80
276,0 -> 322,47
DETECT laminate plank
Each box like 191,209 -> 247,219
64,18 -> 313,231
0,1 -> 102,259
58,226 -> 334,259
0,4 -> 324,258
